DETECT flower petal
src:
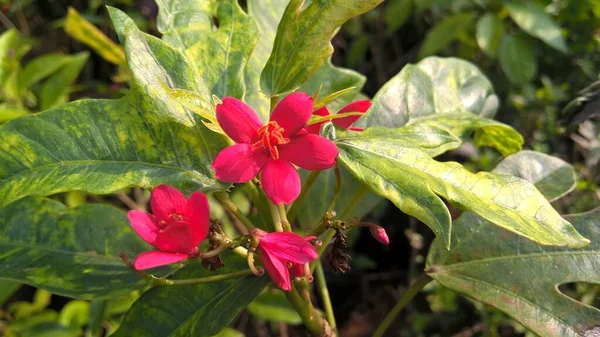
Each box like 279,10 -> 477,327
279,134 -> 338,170
270,92 -> 313,137
132,251 -> 188,270
305,107 -> 330,135
153,223 -> 196,254
260,232 -> 318,264
260,160 -> 300,204
127,210 -> 158,245
333,100 -> 371,129
186,192 -> 210,245
260,246 -> 292,291
212,144 -> 269,183
289,263 -> 304,278
150,185 -> 188,222
216,97 -> 263,144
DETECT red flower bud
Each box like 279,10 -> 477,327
369,225 -> 389,245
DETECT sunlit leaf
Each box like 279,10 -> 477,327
505,2 -> 568,53
499,34 -> 537,85
476,13 -> 504,57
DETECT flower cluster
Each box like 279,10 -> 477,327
124,92 -> 388,292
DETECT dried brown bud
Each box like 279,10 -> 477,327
328,230 -> 351,273
202,220 -> 225,271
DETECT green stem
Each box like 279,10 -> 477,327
215,191 -> 254,230
278,203 -> 292,231
245,181 -> 272,229
198,242 -> 232,259
269,201 -> 283,231
327,163 -> 342,213
372,273 -> 433,337
287,170 -> 322,224
309,228 -> 335,273
315,261 -> 337,334
152,269 -> 255,286
285,280 -> 334,336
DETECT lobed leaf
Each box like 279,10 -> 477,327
0,197 -> 147,299
260,0 -> 383,96
335,129 -> 589,249
427,152 -> 596,337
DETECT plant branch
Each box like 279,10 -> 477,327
287,170 -> 321,224
215,191 -> 254,230
285,279 -> 335,336
151,269 -> 256,286
372,273 -> 433,337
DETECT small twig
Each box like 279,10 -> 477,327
0,10 -> 15,31
215,191 -> 254,230
115,192 -> 143,210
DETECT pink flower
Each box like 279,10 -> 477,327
251,228 -> 318,291
211,92 -> 339,204
305,100 -> 371,135
127,185 -> 209,270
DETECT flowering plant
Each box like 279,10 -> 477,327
0,1 -> 597,337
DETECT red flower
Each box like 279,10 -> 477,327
211,92 -> 339,204
127,185 -> 209,270
305,100 -> 371,135
251,228 -> 318,291
369,225 -> 390,245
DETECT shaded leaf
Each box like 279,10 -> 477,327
0,197 -> 148,299
494,150 -> 576,202
505,2 -> 567,53
156,0 -> 258,98
65,8 -> 126,66
418,13 -> 475,59
17,54 -> 73,91
384,0 -> 413,34
0,9 -> 228,206
260,0 -> 383,96
499,34 -> 537,85
334,128 -> 589,249
248,290 -> 302,325
475,13 -> 504,57
113,254 -> 268,337
39,52 -> 89,111
0,280 -> 20,304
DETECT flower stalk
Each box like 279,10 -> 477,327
287,169 -> 322,224
315,261 -> 337,334
150,269 -> 256,286
214,191 -> 254,230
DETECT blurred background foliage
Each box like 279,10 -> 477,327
0,0 -> 599,336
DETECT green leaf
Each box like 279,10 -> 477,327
246,0 -> 289,120
416,114 -> 523,156
0,279 -> 20,304
499,34 -> 537,85
156,0 -> 259,98
418,13 -> 475,59
334,128 -> 590,249
0,103 -> 28,123
505,2 -> 568,53
17,54 -> 73,91
58,300 -> 90,328
494,150 -> 576,202
359,57 -> 499,129
112,254 -> 269,337
39,52 -> 89,111
248,290 -> 302,325
475,13 -> 504,57
64,8 -> 127,66
426,155 -> 595,337
260,0 -> 383,96
0,197 -> 149,298
211,328 -> 245,337
0,9 -> 228,206
384,0 -> 413,34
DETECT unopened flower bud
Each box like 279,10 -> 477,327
369,225 -> 389,245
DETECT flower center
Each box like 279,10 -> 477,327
252,121 -> 290,160
158,213 -> 188,230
